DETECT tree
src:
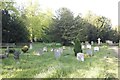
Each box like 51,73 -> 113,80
74,38 -> 82,56
2,1 -> 29,43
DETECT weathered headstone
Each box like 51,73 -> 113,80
36,49 -> 43,55
86,44 -> 91,49
82,45 -> 85,49
91,41 -> 94,45
62,46 -> 66,50
30,43 -> 32,49
54,49 -> 61,59
86,49 -> 93,56
43,47 -> 47,52
14,50 -> 20,60
94,46 -> 99,52
59,48 -> 63,53
77,53 -> 84,61
51,48 -> 54,52
119,40 -> 120,46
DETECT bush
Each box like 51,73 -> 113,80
74,38 -> 83,56
21,45 -> 29,53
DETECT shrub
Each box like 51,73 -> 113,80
74,38 -> 83,56
21,45 -> 29,53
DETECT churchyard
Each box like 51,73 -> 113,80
1,42 -> 119,78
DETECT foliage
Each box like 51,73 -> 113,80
74,38 -> 82,56
2,2 -> 29,43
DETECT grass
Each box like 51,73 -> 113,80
1,42 -> 119,78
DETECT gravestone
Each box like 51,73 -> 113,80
59,48 -> 63,53
97,38 -> 101,45
30,43 -> 32,49
54,49 -> 61,59
14,50 -> 20,60
94,46 -> 99,52
51,48 -> 54,52
119,40 -> 120,46
86,44 -> 91,49
77,53 -> 84,61
43,47 -> 47,52
86,49 -> 93,56
91,41 -> 94,45
62,46 -> 66,50
82,45 -> 85,49
36,49 -> 43,55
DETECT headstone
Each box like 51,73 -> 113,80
77,53 -> 84,61
30,43 -> 32,49
86,49 -> 93,56
86,44 -> 91,49
36,49 -> 43,55
14,50 -> 20,60
62,46 -> 66,50
97,38 -> 101,45
91,41 -> 94,45
34,37 -> 37,42
94,46 -> 99,52
119,40 -> 120,46
59,48 -> 63,53
106,40 -> 113,45
82,45 -> 85,49
54,49 -> 61,59
43,47 -> 47,52
51,48 -> 54,52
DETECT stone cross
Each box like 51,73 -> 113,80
97,38 -> 101,45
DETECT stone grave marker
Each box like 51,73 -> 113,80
94,46 -> 99,52
59,48 -> 63,53
14,50 -> 20,60
43,47 -> 47,52
54,49 -> 61,59
86,44 -> 91,49
62,46 -> 66,50
91,41 -> 94,45
51,48 -> 54,52
82,45 -> 85,49
30,43 -> 33,49
77,53 -> 84,61
86,49 -> 93,56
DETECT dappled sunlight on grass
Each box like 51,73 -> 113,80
1,43 -> 119,78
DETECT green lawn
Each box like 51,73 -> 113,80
1,43 -> 119,78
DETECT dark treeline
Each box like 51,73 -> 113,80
1,1 -> 119,45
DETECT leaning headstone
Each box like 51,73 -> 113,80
54,49 -> 61,59
94,46 -> 99,52
86,49 -> 93,56
43,47 -> 47,52
77,53 -> 84,61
